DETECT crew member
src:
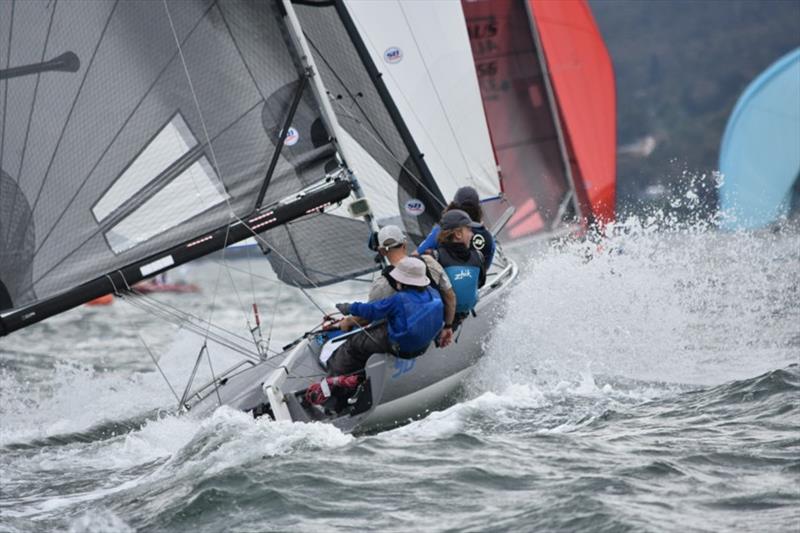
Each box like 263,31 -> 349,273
433,209 -> 486,325
326,257 -> 444,376
415,186 -> 496,268
336,225 -> 457,347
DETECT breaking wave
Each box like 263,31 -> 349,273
2,203 -> 798,532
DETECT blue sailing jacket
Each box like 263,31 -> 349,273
416,224 -> 495,268
349,287 -> 444,355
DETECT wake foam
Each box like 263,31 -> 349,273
478,213 -> 799,397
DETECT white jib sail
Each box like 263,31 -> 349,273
346,0 -> 500,201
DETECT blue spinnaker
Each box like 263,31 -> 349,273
719,48 -> 800,230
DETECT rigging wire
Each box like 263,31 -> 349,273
154,1 -> 435,393
162,0 -> 248,351
161,1 -> 330,358
265,261 -> 286,354
141,333 -> 182,405
164,1 -> 334,322
213,257 -> 370,296
104,272 -> 189,404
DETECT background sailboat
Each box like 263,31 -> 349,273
461,0 -> 616,241
718,48 -> 800,230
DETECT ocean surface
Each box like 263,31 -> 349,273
1,217 -> 798,532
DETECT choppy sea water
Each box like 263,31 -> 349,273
1,219 -> 798,532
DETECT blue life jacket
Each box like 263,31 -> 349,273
437,245 -> 484,314
392,287 -> 444,355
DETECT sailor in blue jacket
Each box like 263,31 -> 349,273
327,257 -> 444,376
415,186 -> 495,268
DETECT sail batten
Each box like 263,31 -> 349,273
0,0 -> 344,320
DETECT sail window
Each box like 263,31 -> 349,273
93,114 -> 198,222
105,157 -> 228,253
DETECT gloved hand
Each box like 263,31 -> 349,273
335,302 -> 352,316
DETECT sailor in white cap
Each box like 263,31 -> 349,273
334,224 -> 457,348
327,257 -> 445,376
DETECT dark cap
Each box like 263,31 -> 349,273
440,209 -> 481,231
453,186 -> 479,206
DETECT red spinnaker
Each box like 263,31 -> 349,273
462,0 -> 572,240
530,0 -> 616,223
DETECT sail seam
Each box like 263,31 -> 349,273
15,0 -> 57,187
215,2 -> 268,103
397,2 -> 472,183
30,1 -> 228,262
0,0 -> 14,183
4,0 -> 56,247
162,0 -> 235,221
28,0 -> 121,217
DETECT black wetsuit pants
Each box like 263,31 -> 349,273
327,324 -> 392,376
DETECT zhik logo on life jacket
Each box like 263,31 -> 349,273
454,269 -> 473,281
472,233 -> 486,250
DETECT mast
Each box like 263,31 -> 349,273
280,0 -> 381,238
525,1 -> 584,225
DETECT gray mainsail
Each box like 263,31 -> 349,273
0,0 -> 450,334
0,0 -> 315,313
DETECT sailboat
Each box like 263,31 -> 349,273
461,0 -> 616,242
0,0 -> 517,433
718,48 -> 800,230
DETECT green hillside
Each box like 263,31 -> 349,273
589,0 -> 800,214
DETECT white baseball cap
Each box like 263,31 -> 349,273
377,225 -> 406,250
